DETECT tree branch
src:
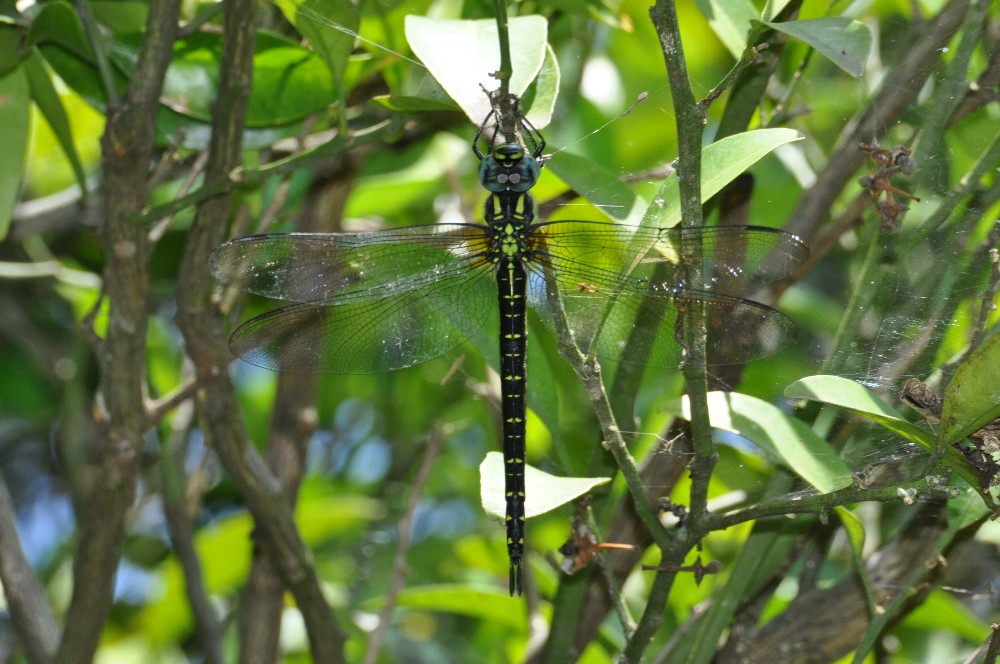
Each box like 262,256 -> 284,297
57,2 -> 181,662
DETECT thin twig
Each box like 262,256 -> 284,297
699,43 -> 768,112
160,390 -> 224,664
145,376 -> 201,427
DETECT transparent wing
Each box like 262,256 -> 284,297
528,222 -> 806,367
210,224 -> 490,303
532,222 -> 808,292
228,263 -> 496,374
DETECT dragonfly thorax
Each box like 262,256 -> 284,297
479,142 -> 541,194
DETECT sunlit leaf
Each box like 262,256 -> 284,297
480,451 -> 610,520
406,15 -> 549,126
694,0 -> 758,59
785,375 -> 935,449
370,585 -> 527,626
643,128 -> 802,228
667,391 -> 851,493
785,375 -> 984,493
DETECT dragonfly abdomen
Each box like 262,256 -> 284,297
497,251 -> 528,596
481,145 -> 539,595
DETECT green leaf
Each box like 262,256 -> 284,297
23,50 -> 88,192
941,334 -> 1000,445
946,479 -> 991,530
89,1 -> 148,34
27,0 -> 93,60
520,42 -> 559,128
834,506 -> 866,560
372,94 -> 460,113
373,585 -> 527,626
757,17 -> 872,78
0,65 -> 30,241
643,128 -> 802,229
784,375 -> 936,450
785,375 -> 985,493
0,24 -> 27,78
545,151 -> 642,223
406,15 -> 549,126
694,0 -> 759,59
152,31 -> 336,126
666,391 -> 852,493
37,42 -> 111,111
479,451 -> 610,520
294,0 -> 358,97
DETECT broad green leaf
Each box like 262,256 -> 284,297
643,128 -> 802,229
149,31 -> 336,126
23,50 -> 88,192
0,24 -> 26,78
785,375 -> 985,493
27,0 -> 93,60
757,17 -> 872,78
0,66 -> 30,241
293,0 -> 358,97
37,42 -> 111,111
667,391 -> 852,493
374,585 -> 527,626
903,588 -> 990,641
89,1 -> 148,34
406,15 -> 548,126
941,334 -> 1000,445
785,375 -> 936,450
479,451 -> 610,520
694,0 -> 758,59
545,151 -> 642,223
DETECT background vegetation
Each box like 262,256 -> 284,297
0,0 -> 998,662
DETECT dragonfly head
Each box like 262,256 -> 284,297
478,143 -> 541,194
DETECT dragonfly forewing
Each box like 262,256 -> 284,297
210,224 -> 491,303
527,222 -> 807,367
227,259 -> 497,373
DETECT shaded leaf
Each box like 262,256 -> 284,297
0,66 -> 30,240
941,334 -> 1000,445
23,50 -> 88,192
0,25 -> 27,78
27,0 -> 93,60
757,17 -> 872,77
293,0 -> 358,97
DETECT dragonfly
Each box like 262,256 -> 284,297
210,90 -> 809,595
